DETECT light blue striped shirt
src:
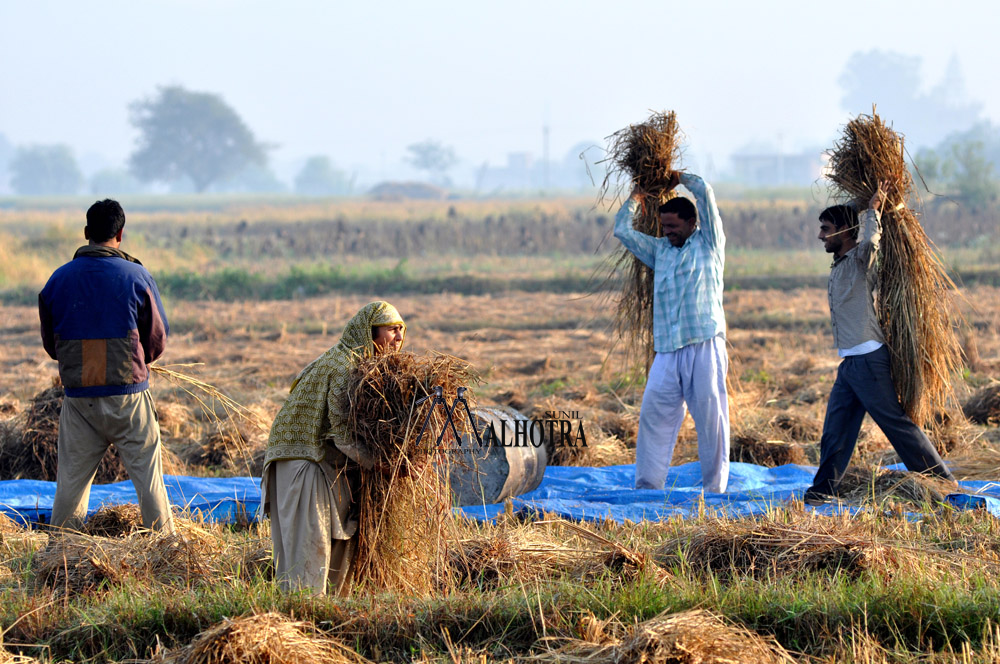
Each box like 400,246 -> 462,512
613,173 -> 726,352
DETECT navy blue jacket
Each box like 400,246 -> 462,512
39,246 -> 168,398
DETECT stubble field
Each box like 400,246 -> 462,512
1,195 -> 1000,662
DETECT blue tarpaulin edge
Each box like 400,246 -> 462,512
2,462 -> 997,526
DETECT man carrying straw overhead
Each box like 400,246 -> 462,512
614,172 -> 730,493
804,183 -> 955,505
261,301 -> 405,595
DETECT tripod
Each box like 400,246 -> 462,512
413,385 -> 482,448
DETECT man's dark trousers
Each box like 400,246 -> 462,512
807,344 -> 954,498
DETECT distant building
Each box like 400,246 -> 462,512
476,148 -> 601,193
729,151 -> 828,187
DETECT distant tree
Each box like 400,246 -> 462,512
294,156 -> 352,196
90,168 -> 145,195
913,125 -> 999,207
0,132 -> 13,193
216,163 -> 287,193
405,139 -> 456,186
839,51 -> 981,149
128,85 -> 268,193
10,144 -> 83,195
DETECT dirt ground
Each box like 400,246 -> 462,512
2,286 -> 999,477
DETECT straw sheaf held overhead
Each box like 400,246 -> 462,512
826,110 -> 964,425
598,110 -> 683,374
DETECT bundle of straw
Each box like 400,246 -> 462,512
150,364 -> 267,475
658,517 -> 904,581
532,610 -> 795,664
151,612 -> 366,664
345,351 -> 478,593
826,110 -> 964,425
598,111 -> 683,374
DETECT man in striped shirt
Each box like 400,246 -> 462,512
614,172 -> 730,493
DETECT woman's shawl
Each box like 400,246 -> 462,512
263,301 -> 405,467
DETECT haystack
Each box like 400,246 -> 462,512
533,610 -> 795,664
151,612 -> 365,664
963,383 -> 1000,426
150,364 -> 267,475
827,110 -> 963,425
598,111 -> 683,375
346,351 -> 478,593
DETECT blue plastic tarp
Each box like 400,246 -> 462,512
0,475 -> 261,526
1,462 -> 998,527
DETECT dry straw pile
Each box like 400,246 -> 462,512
151,612 -> 366,664
963,383 -> 1000,426
836,466 -> 957,508
533,610 -> 795,664
82,503 -> 144,537
0,378 -> 128,482
599,111 -> 683,375
826,110 -> 963,425
33,522 -> 270,596
346,351 -> 478,593
449,519 -> 666,589
658,515 -> 917,582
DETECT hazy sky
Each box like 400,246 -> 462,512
1,0 -> 997,183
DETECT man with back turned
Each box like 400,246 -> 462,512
39,199 -> 174,532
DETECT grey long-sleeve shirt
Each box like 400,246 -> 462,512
828,208 -> 886,354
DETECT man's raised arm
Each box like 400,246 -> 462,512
679,173 -> 724,250
613,187 -> 659,268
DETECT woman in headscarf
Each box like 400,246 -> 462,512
261,300 -> 405,595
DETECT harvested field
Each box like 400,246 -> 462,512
0,197 -> 999,661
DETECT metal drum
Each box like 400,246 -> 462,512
446,405 -> 548,507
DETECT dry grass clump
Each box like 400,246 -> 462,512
32,520 -> 270,596
963,383 -> 1000,426
151,612 -> 366,664
0,378 -> 128,482
533,610 -> 795,664
658,516 -> 907,581
450,519 -> 667,589
731,435 -> 807,467
82,503 -> 144,537
0,643 -> 41,664
598,111 -> 683,375
827,110 -> 963,426
729,408 -> 815,467
151,364 -> 268,474
836,466 -> 957,508
346,351 -> 479,593
0,511 -> 23,536
34,530 -> 218,596
926,408 -> 979,458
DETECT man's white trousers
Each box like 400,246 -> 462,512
634,335 -> 730,493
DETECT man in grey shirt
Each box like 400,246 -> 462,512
804,183 -> 955,505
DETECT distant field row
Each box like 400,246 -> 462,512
2,196 -> 997,302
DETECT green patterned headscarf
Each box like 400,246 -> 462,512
264,301 -> 405,467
